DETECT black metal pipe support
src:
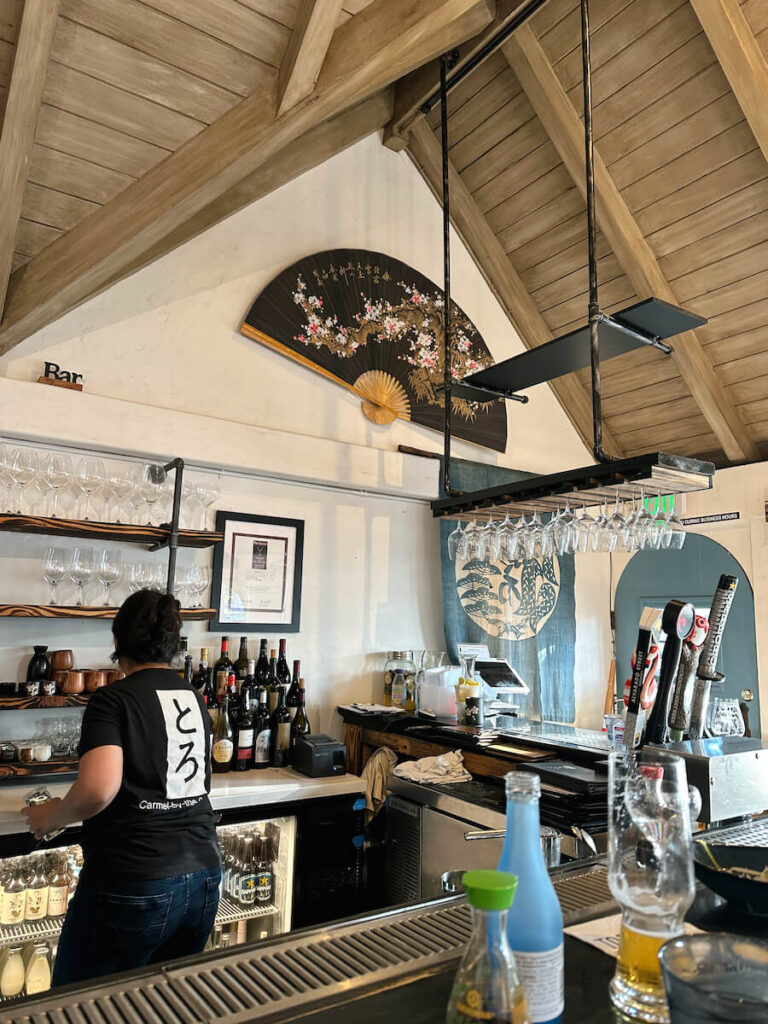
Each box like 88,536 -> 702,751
161,457 -> 184,596
441,51 -> 459,497
580,0 -> 612,464
421,0 -> 553,115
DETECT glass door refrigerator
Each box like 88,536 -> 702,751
0,814 -> 296,1005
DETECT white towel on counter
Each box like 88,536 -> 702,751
392,750 -> 472,784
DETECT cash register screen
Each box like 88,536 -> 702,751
475,660 -> 530,694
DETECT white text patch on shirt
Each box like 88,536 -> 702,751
155,690 -> 207,800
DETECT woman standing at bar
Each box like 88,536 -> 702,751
22,589 -> 221,986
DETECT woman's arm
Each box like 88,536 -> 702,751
22,745 -> 123,837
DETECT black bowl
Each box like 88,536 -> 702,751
693,842 -> 768,917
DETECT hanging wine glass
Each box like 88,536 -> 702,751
574,501 -> 598,554
665,506 -> 687,550
477,514 -> 498,562
457,519 -> 480,561
542,507 -> 559,558
447,521 -> 464,560
493,511 -> 513,561
522,510 -> 544,561
553,499 -> 575,555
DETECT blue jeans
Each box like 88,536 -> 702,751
52,866 -> 221,987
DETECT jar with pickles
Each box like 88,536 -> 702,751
384,652 -> 416,710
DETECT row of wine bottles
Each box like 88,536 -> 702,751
180,636 -> 311,773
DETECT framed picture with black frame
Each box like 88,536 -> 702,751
210,511 -> 304,633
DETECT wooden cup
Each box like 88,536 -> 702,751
53,670 -> 70,692
50,650 -> 74,672
61,670 -> 84,695
85,670 -> 106,692
105,669 -> 123,685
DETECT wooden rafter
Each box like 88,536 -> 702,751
105,92 -> 394,290
277,0 -> 346,116
504,26 -> 759,463
690,0 -> 768,165
406,116 -> 623,458
0,0 -> 61,316
0,0 -> 490,355
383,0 -> 497,149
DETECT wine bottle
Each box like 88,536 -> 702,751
242,659 -> 256,710
255,639 -> 270,689
252,689 -> 271,769
498,772 -> 564,1024
194,647 -> 211,694
276,639 -> 291,688
212,690 -> 234,773
234,636 -> 250,685
287,659 -> 301,716
205,670 -> 220,725
182,654 -> 195,688
267,650 -> 279,714
270,685 -> 292,768
213,636 -> 234,699
46,855 -> 68,918
171,635 -> 188,674
234,681 -> 255,772
291,679 -> 311,750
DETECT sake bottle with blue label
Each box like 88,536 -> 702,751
497,772 -> 564,1024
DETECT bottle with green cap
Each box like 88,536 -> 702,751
446,870 -> 530,1024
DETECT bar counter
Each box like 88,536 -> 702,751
6,881 -> 619,1024
0,767 -> 364,837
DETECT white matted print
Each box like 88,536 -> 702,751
211,512 -> 304,632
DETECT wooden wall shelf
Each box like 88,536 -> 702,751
0,605 -> 216,621
0,694 -> 90,710
0,756 -> 78,780
0,513 -> 222,548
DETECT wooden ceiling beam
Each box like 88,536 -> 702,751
406,116 -> 622,458
383,0 -> 500,149
690,0 -> 768,165
105,91 -> 394,290
0,0 -> 488,354
504,26 -> 759,463
0,0 -> 61,316
277,0 -> 346,116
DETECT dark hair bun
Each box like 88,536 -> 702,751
112,589 -> 182,665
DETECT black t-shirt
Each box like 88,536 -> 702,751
77,668 -> 219,880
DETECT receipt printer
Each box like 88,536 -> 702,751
292,734 -> 347,778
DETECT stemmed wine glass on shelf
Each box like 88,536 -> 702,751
43,547 -> 67,605
69,547 -> 94,607
97,550 -> 122,606
77,458 -> 104,521
10,448 -> 38,514
45,454 -> 72,517
195,473 -> 221,531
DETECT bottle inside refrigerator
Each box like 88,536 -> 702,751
0,813 -> 296,1002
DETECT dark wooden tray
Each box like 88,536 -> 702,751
0,756 -> 78,781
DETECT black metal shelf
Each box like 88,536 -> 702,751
452,298 -> 706,401
431,451 -> 715,518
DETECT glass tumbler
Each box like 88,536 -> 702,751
659,934 -> 768,1023
607,750 -> 696,1023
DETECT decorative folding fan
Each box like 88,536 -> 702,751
240,248 -> 507,453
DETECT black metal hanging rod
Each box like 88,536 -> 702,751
421,0 -> 553,115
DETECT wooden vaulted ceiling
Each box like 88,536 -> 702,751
0,0 -> 767,469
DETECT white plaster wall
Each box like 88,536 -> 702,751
0,134 -> 588,475
0,131 -> 598,746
